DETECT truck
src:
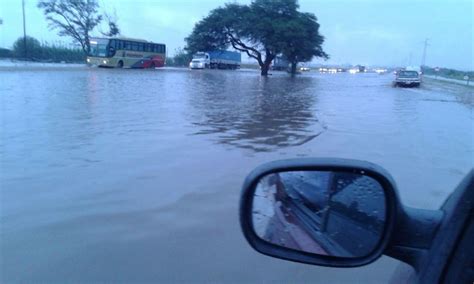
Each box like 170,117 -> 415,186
271,56 -> 289,71
189,50 -> 241,70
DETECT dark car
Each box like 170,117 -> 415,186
394,70 -> 421,87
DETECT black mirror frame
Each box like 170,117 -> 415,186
239,158 -> 401,267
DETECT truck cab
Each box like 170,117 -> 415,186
189,52 -> 210,69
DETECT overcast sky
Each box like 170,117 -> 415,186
0,0 -> 472,70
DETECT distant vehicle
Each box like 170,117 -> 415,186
394,70 -> 421,87
348,66 -> 366,74
86,37 -> 166,68
189,50 -> 241,69
271,57 -> 289,71
374,68 -> 387,74
357,65 -> 366,73
300,66 -> 311,72
320,67 -> 340,73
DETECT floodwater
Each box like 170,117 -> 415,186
1,67 -> 472,283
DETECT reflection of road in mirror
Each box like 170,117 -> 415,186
186,73 -> 326,152
252,171 -> 386,258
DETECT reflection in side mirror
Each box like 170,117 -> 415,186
252,171 -> 386,258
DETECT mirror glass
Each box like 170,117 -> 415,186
252,170 -> 386,258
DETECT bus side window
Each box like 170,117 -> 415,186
108,40 -> 116,57
125,41 -> 131,50
117,40 -> 123,50
138,43 -> 144,52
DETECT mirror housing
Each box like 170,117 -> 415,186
239,158 -> 401,267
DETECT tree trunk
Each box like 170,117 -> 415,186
260,53 -> 274,76
260,63 -> 270,76
290,62 -> 297,74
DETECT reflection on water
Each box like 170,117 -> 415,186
186,72 -> 325,152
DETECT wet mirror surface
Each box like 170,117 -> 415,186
252,171 -> 386,258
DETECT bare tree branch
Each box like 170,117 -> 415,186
38,0 -> 104,54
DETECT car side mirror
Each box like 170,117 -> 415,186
239,158 -> 400,267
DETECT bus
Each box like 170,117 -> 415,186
87,37 -> 166,68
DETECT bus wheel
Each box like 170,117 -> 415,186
117,61 -> 124,68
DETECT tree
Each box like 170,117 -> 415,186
37,0 -> 103,54
100,11 -> 120,37
172,48 -> 192,67
281,12 -> 328,74
185,0 -> 326,76
13,36 -> 42,58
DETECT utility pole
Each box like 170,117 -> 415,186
22,0 -> 27,58
0,18 -> 3,49
421,38 -> 429,67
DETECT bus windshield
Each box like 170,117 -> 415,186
89,38 -> 109,57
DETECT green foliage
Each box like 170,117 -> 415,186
185,0 -> 327,75
172,48 -> 192,67
38,0 -> 104,53
166,48 -> 193,67
13,36 -> 42,58
280,12 -> 329,73
423,66 -> 474,81
0,48 -> 13,58
11,36 -> 85,62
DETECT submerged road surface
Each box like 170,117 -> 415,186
1,67 -> 472,283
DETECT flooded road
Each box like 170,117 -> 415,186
1,67 -> 472,283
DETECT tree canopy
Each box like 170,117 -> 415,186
13,36 -> 42,58
38,0 -> 119,54
280,12 -> 328,73
185,0 -> 327,75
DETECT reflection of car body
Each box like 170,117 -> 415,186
394,70 -> 421,87
276,171 -> 382,257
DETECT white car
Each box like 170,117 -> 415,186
189,59 -> 206,69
